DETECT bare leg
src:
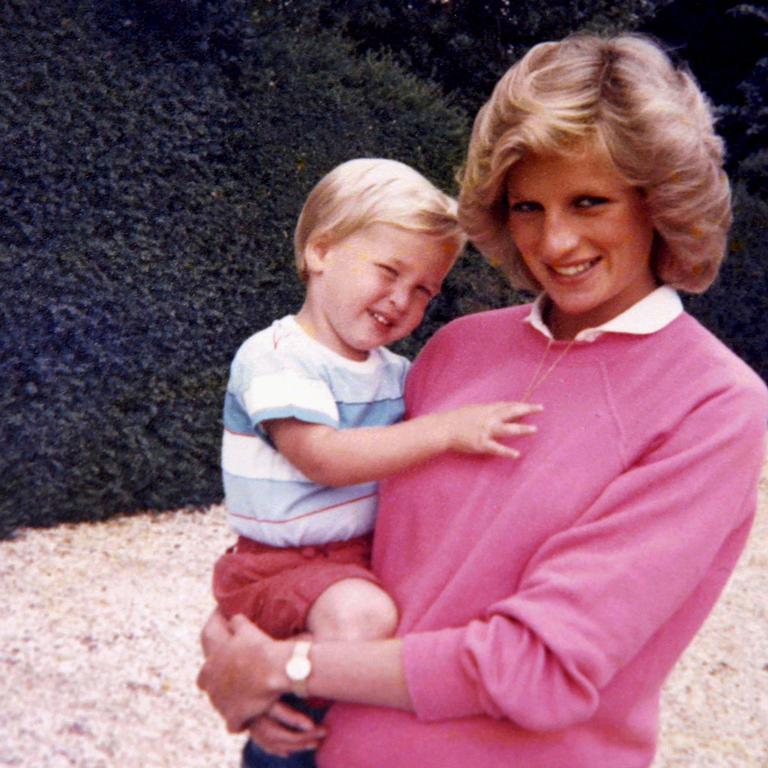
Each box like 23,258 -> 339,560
306,578 -> 398,641
242,579 -> 397,762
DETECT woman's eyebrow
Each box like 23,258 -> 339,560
505,182 -> 536,198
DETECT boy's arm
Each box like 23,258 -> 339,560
265,401 -> 542,487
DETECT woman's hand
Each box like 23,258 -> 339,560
197,612 -> 289,732
247,700 -> 327,757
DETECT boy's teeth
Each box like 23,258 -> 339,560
372,312 -> 391,326
552,259 -> 598,276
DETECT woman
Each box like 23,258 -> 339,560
198,34 -> 768,767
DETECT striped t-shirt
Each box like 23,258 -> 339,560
222,315 -> 410,546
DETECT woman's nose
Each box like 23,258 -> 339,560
541,214 -> 579,258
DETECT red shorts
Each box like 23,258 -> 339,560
212,534 -> 378,639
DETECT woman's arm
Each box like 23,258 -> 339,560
202,383 -> 767,735
399,383 -> 768,729
197,611 -> 412,734
203,364 -> 768,736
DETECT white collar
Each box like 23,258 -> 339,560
524,285 -> 684,342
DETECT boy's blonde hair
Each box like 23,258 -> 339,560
459,34 -> 732,293
295,158 -> 465,281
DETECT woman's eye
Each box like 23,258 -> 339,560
575,196 -> 608,209
509,200 -> 540,213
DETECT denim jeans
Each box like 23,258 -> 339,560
240,695 -> 324,768
241,739 -> 316,768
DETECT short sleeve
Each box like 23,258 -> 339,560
240,370 -> 339,429
227,331 -> 340,431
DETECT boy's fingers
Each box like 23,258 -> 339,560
501,402 -> 543,419
483,440 -> 519,458
499,423 -> 537,435
491,401 -> 542,413
486,423 -> 535,441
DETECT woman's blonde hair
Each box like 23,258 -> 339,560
295,158 -> 465,281
459,34 -> 732,293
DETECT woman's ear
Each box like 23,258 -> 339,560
304,233 -> 333,275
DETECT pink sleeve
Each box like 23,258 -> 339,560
403,383 -> 767,729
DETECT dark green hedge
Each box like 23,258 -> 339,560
1,1 -> 516,537
259,0 -> 768,383
683,184 -> 768,379
259,0 -> 665,115
4,1 -> 763,540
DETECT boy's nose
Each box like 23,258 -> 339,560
388,283 -> 410,312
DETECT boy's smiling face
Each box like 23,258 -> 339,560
297,223 -> 458,361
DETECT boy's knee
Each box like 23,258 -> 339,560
308,579 -> 398,641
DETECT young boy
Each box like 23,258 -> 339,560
214,158 -> 539,650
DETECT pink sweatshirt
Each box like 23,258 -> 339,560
318,303 -> 768,768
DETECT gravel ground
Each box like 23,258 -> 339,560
1,456 -> 766,768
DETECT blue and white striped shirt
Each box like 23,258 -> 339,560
222,315 -> 410,546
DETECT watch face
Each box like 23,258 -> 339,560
286,655 -> 311,682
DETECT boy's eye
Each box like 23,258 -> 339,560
376,263 -> 398,277
416,285 -> 433,298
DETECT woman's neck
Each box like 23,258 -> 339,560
544,301 -> 587,341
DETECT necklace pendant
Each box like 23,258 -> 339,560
521,338 -> 576,402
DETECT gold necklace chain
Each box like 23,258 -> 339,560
521,337 -> 576,402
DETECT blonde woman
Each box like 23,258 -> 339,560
199,34 -> 767,768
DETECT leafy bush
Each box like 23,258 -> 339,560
643,0 -> 767,173
260,0 -> 665,114
5,1 -> 761,540
684,184 -> 768,384
275,0 -> 768,384
0,1 -> 516,538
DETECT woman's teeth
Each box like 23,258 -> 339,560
551,258 -> 600,277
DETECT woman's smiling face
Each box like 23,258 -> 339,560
506,143 -> 657,339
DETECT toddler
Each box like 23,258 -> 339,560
213,158 -> 540,651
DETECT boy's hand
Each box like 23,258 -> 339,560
439,402 -> 542,458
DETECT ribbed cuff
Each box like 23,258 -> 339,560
403,628 -> 484,722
